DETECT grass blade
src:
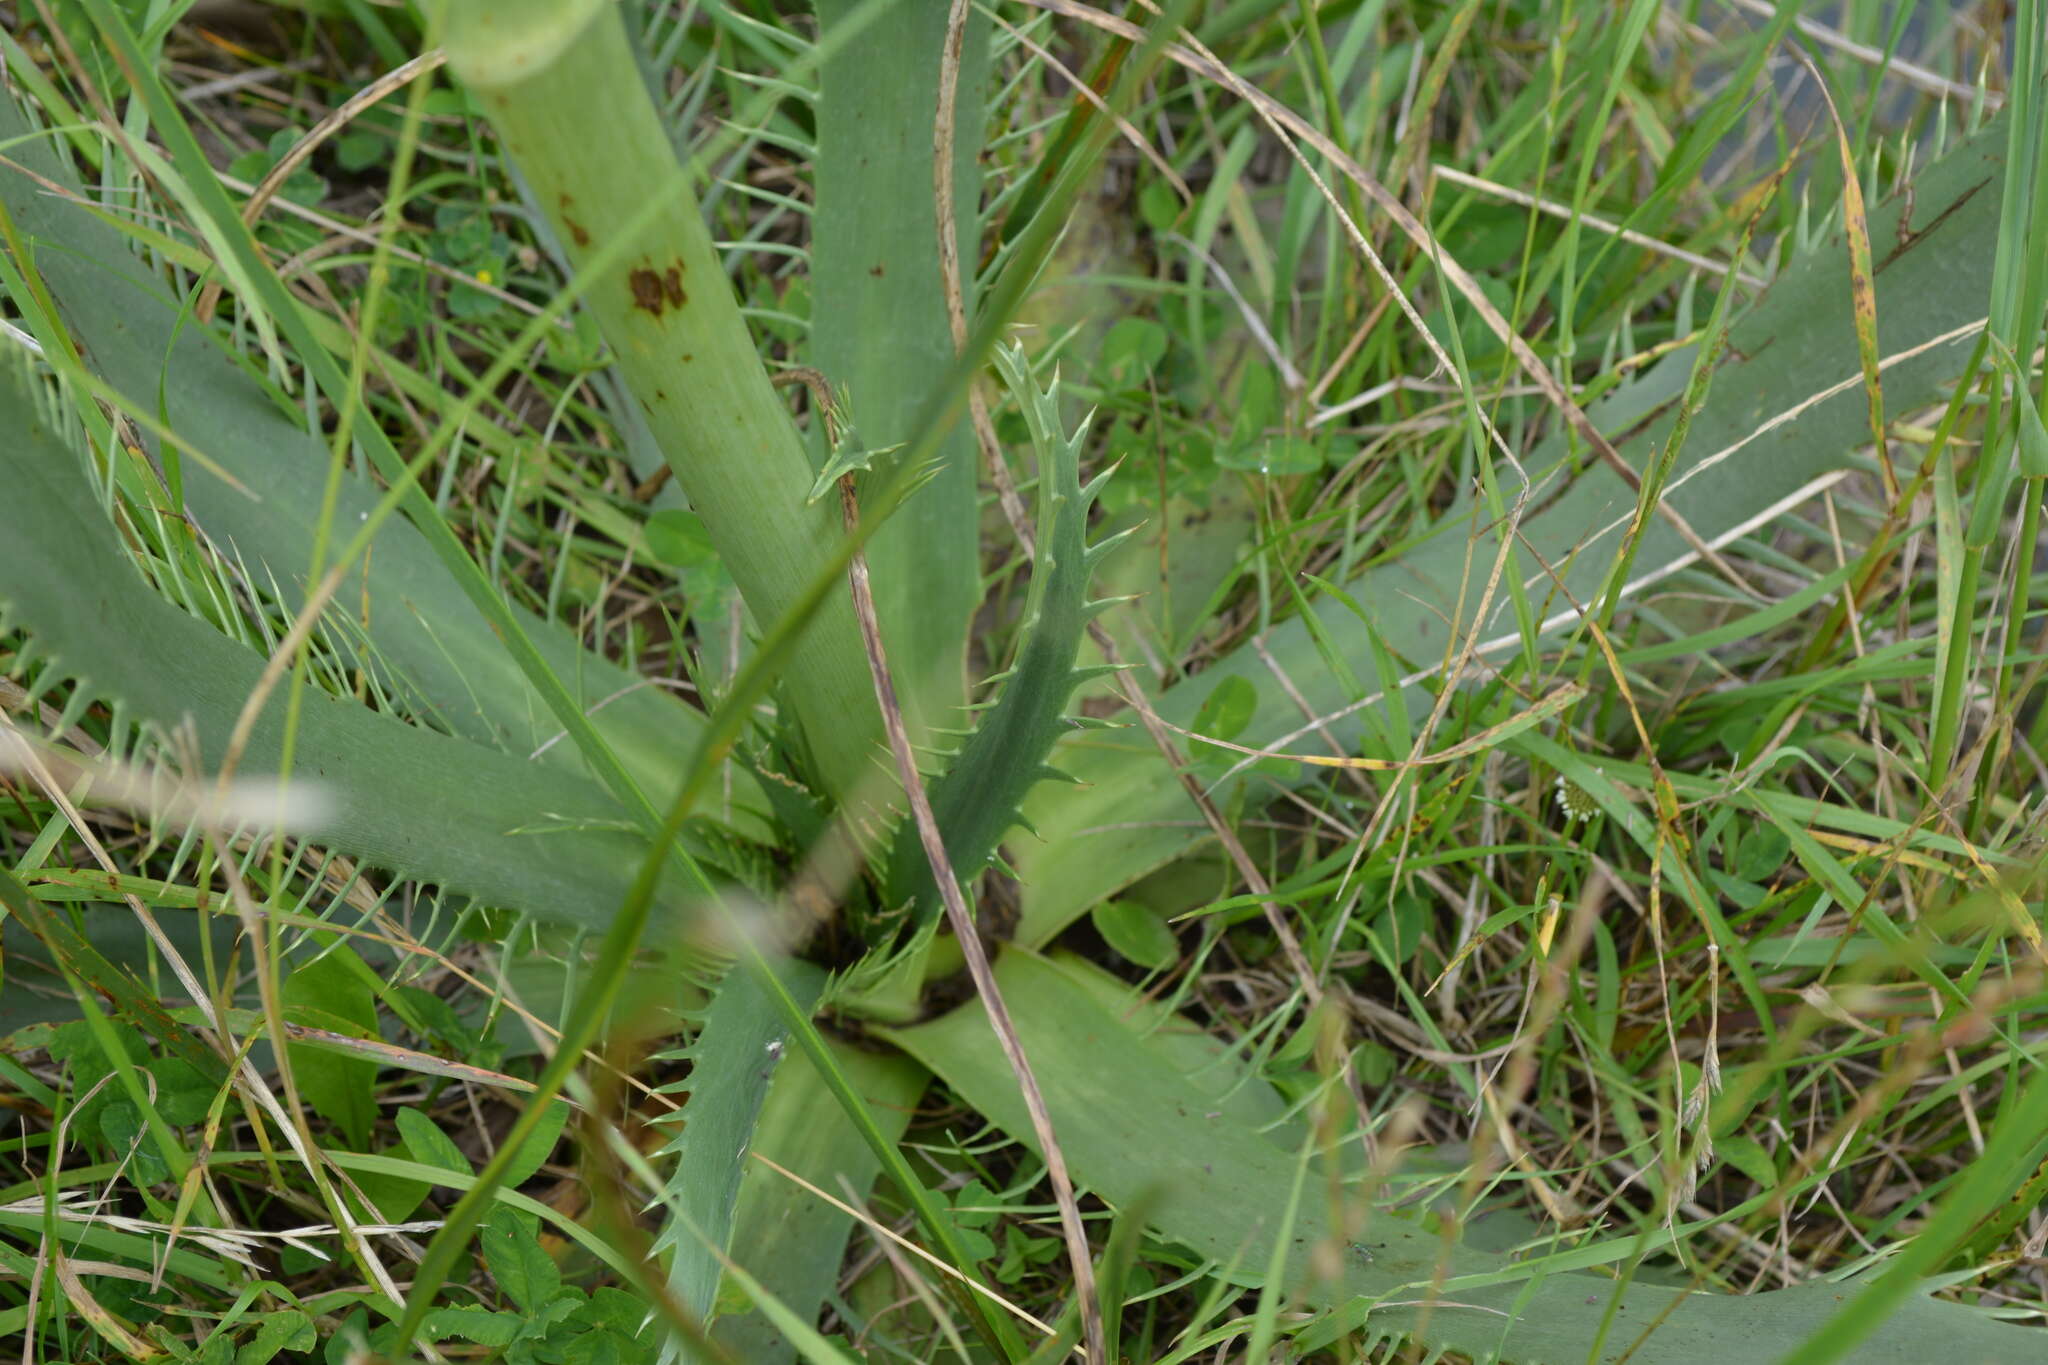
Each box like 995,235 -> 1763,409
1014,105 -> 2012,949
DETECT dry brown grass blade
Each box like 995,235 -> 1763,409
1207,312 -> 1987,798
50,1249 -> 158,1360
1430,164 -> 1768,286
938,0 -> 1028,539
0,723 -> 421,1335
940,0 -> 1387,1242
1508,526 -> 1704,1178
987,9 -> 1191,205
943,344 -> 1368,1135
952,3 -> 1526,1045
835,472 -> 1104,1365
1799,49 -> 1899,506
749,1152 -> 1063,1339
1159,681 -> 1585,768
1727,0 -> 1998,105
194,49 -> 447,323
1020,0 -> 1763,596
1382,0 -> 1480,197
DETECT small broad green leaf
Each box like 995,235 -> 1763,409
99,1101 -> 168,1184
481,1206 -> 560,1313
996,1220 -> 1062,1285
1192,674 -> 1257,743
145,1055 -> 216,1127
1734,826 -> 1792,882
1092,900 -> 1178,971
939,1208 -> 997,1265
390,985 -> 482,1056
423,86 -> 480,118
1236,363 -> 1277,439
2011,369 -> 2048,477
282,948 -> 380,1148
235,1311 -> 315,1365
48,1021 -> 141,1135
335,129 -> 386,172
230,130 -> 326,207
50,1017 -> 148,1086
1218,435 -> 1321,476
643,508 -> 715,567
1102,317 -> 1167,383
448,260 -> 510,319
560,1329 -> 631,1365
432,201 -> 493,260
712,1273 -> 755,1318
1704,867 -> 1767,914
572,1286 -> 651,1337
546,309 -> 608,372
363,1106 -> 476,1224
324,1309 -> 373,1365
950,1178 -> 999,1229
1376,890 -> 1433,967
397,1108 -> 472,1176
501,1098 -> 571,1189
516,1294 -> 586,1349
1718,1134 -> 1778,1190
420,1305 -> 522,1347
1354,1040 -> 1396,1088
1138,179 -> 1180,234
48,1018 -> 141,1070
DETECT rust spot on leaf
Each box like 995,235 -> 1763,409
663,265 -> 685,307
869,263 -> 885,277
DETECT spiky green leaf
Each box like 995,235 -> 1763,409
881,344 -> 1116,930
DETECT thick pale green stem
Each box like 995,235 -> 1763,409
442,0 -> 881,805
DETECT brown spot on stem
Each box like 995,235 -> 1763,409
558,194 -> 590,247
629,268 -> 666,314
631,260 -> 688,316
